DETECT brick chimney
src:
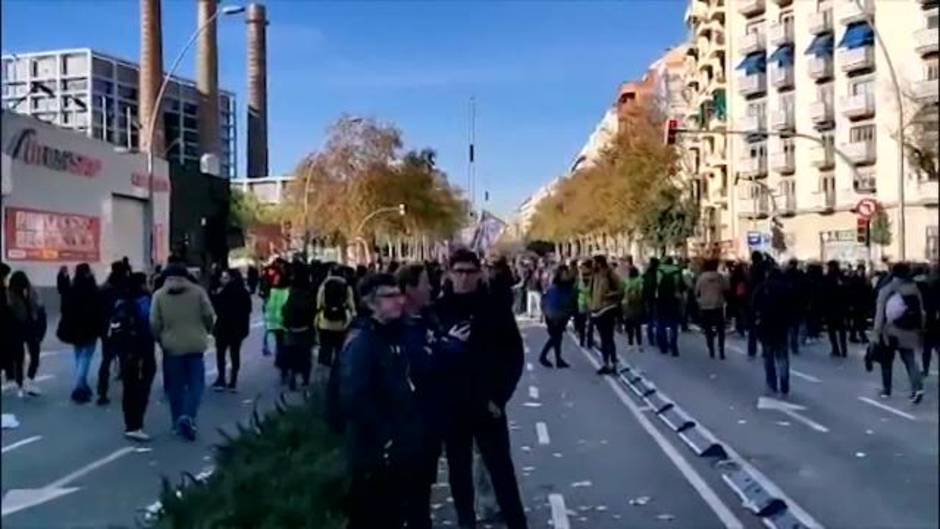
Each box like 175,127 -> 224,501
139,0 -> 165,154
196,0 -> 220,170
246,3 -> 268,178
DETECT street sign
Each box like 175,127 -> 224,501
855,198 -> 879,220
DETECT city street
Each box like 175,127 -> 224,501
3,311 -> 938,528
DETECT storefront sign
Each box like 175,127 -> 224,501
131,172 -> 170,193
4,128 -> 102,178
4,207 -> 101,262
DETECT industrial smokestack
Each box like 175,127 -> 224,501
196,0 -> 220,172
139,0 -> 165,155
246,3 -> 268,178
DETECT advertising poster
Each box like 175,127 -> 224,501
4,206 -> 101,262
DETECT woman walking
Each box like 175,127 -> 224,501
282,263 -> 317,389
58,264 -> 104,404
263,271 -> 289,372
210,269 -> 252,392
539,265 -> 576,368
622,267 -> 645,351
696,258 -> 729,359
7,271 -> 47,397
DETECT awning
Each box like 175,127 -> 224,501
736,53 -> 766,75
768,45 -> 794,66
804,33 -> 834,57
838,22 -> 874,50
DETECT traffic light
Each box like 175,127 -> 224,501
856,218 -> 870,245
663,118 -> 680,145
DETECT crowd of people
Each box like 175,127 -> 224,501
514,252 -> 938,402
2,247 -> 937,529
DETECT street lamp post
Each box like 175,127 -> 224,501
143,4 -> 246,269
351,204 -> 406,264
853,0 -> 906,260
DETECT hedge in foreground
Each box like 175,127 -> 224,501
153,393 -> 348,529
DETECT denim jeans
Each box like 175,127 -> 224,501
162,353 -> 205,427
762,338 -> 790,394
880,346 -> 924,396
656,314 -> 680,356
73,342 -> 97,392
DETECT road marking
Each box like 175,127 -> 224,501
791,370 -> 821,383
39,350 -> 64,358
757,397 -> 829,433
536,422 -> 550,445
526,362 -> 533,372
574,339 -> 745,529
250,320 -> 265,329
1,436 -> 42,454
2,446 -> 136,517
547,493 -> 571,529
528,385 -> 539,400
2,375 -> 54,393
857,396 -> 917,421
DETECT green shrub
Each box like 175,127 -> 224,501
152,393 -> 348,529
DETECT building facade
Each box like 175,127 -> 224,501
231,175 -> 295,205
722,0 -> 938,262
1,49 -> 237,178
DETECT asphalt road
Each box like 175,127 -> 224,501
3,313 -> 936,529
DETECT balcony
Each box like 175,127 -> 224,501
812,146 -> 835,169
810,100 -> 834,124
840,45 -> 874,72
769,21 -> 794,46
840,0 -> 874,25
707,150 -> 727,167
823,187 -> 837,210
739,31 -> 766,55
770,151 -> 795,173
842,140 -> 877,165
853,173 -> 877,193
782,194 -> 797,215
738,72 -> 766,96
808,9 -> 833,35
840,92 -> 875,119
738,156 -> 768,178
914,23 -> 939,55
739,0 -> 766,16
912,76 -> 940,102
770,64 -> 794,89
740,114 -> 766,134
770,109 -> 795,131
808,55 -> 834,81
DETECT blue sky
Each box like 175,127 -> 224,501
2,0 -> 686,218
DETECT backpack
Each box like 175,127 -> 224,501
657,270 -> 680,305
322,278 -> 348,322
887,292 -> 923,331
108,298 -> 144,347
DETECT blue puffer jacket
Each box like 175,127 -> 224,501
541,283 -> 577,322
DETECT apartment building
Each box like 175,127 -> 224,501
685,0 -> 735,255
727,0 -> 938,262
1,49 -> 237,178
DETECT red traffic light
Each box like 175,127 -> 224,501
664,119 -> 680,145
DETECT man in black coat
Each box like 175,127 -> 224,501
433,249 -> 527,529
753,263 -> 795,395
338,273 -> 421,529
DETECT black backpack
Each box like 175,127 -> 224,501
108,299 -> 143,347
322,278 -> 348,322
657,270 -> 680,305
893,293 -> 924,331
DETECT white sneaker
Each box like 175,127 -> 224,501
24,380 -> 41,396
16,388 -> 25,398
125,430 -> 152,442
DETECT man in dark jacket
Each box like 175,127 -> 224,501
746,252 -> 768,358
642,258 -> 660,346
783,259 -> 806,356
97,261 -> 130,405
338,273 -> 420,529
847,263 -> 872,344
823,260 -> 850,357
433,249 -> 527,529
753,263 -> 795,395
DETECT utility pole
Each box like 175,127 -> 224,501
468,96 -> 477,215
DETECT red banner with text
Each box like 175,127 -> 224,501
4,207 -> 101,262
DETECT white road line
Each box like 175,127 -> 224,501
39,350 -> 64,358
528,385 -> 539,400
47,446 -> 137,489
526,362 -> 533,372
791,370 -> 822,383
1,436 -> 42,454
547,493 -> 571,529
573,340 -> 745,529
857,396 -> 917,421
536,422 -> 551,445
2,375 -> 54,393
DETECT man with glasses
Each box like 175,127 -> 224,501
338,273 -> 422,529
433,248 -> 528,529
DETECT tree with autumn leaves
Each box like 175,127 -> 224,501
282,116 -> 469,258
527,98 -> 698,256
